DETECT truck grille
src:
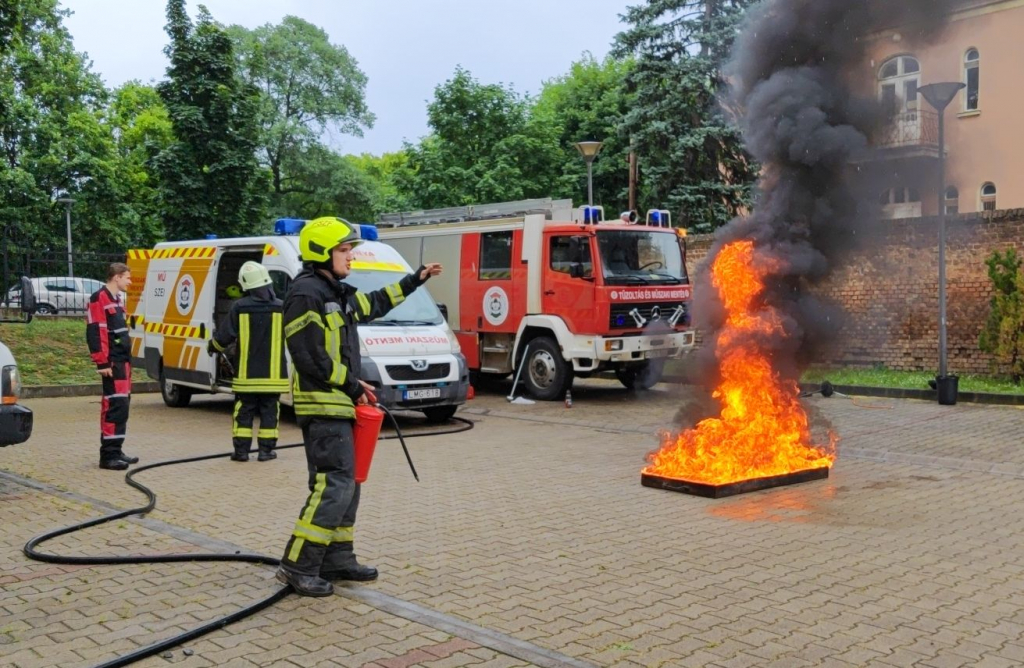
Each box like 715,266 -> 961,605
609,302 -> 688,329
386,363 -> 451,381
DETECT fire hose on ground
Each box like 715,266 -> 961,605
23,405 -> 474,668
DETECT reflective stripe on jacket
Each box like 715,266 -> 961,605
283,266 -> 425,419
211,291 -> 289,393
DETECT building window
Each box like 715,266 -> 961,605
981,183 -> 997,212
944,186 -> 959,215
479,231 -> 513,280
879,186 -> 922,218
964,49 -> 980,111
879,56 -> 921,114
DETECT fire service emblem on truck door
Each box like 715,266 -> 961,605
483,287 -> 509,326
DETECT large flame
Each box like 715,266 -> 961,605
644,240 -> 836,484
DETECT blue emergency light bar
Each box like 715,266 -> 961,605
359,224 -> 379,241
275,218 -> 306,235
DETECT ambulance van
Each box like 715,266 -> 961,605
126,221 -> 470,422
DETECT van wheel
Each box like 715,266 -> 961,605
422,406 -> 457,423
160,370 -> 193,407
35,303 -> 57,315
522,337 -> 571,401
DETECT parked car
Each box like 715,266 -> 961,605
4,276 -> 105,315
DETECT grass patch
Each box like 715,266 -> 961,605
802,367 -> 1024,396
0,318 -> 149,386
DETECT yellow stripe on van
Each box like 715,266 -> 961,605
351,262 -> 407,272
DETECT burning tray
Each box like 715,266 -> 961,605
641,467 -> 829,499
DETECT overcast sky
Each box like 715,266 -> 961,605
62,0 -> 632,156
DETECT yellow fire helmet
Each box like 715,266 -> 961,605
299,217 -> 363,263
238,261 -> 272,291
225,284 -> 243,299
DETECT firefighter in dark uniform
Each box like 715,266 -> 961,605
276,217 -> 442,597
208,261 -> 289,462
87,262 -> 138,470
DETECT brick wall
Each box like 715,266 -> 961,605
683,209 -> 1024,375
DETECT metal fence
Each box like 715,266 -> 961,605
1,245 -> 126,316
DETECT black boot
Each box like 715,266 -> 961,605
321,561 -> 379,582
99,458 -> 129,471
230,447 -> 249,462
257,442 -> 277,462
276,567 -> 333,597
118,452 -> 139,464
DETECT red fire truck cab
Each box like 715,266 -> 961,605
377,199 -> 694,400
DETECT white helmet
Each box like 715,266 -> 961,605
238,261 -> 272,291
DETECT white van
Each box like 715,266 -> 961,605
127,222 -> 469,422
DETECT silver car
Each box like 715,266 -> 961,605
4,276 -> 105,315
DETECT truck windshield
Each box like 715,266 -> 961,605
597,230 -> 687,285
341,270 -> 444,326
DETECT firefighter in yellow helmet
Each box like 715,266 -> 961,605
276,217 -> 442,597
208,261 -> 289,462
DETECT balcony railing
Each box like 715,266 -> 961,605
873,108 -> 939,154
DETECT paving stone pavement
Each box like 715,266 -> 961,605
2,379 -> 1024,667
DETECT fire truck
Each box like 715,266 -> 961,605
376,198 -> 694,400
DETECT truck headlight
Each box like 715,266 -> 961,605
604,340 -> 623,352
450,335 -> 461,354
2,365 -> 21,404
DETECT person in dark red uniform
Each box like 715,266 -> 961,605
86,262 -> 137,470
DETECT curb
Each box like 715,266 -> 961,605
660,376 -> 1024,406
23,381 -> 161,399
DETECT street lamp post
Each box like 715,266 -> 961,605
56,197 -> 76,279
574,141 -> 604,206
918,82 -> 965,406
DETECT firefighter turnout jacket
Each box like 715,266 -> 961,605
87,287 -> 131,369
284,266 -> 427,419
210,289 -> 289,393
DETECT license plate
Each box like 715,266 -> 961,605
404,388 -> 441,400
646,348 -> 672,359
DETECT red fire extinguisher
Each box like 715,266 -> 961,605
353,404 -> 384,483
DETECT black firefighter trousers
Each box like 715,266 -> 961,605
99,361 -> 132,462
232,393 -> 280,454
280,417 -> 362,576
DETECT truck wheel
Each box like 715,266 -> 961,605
522,337 -> 571,401
615,362 -> 662,390
422,406 -> 457,423
160,370 -> 193,407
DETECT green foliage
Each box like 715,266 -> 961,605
979,248 -> 1024,383
153,0 -> 269,240
270,144 -> 378,222
348,151 -> 416,215
0,0 -> 122,251
227,15 -> 374,213
400,67 -> 572,210
533,54 -> 636,210
614,0 -> 757,233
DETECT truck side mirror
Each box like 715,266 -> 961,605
569,263 -> 584,279
19,277 -> 36,315
437,303 -> 448,322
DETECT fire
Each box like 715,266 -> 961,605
644,240 -> 836,484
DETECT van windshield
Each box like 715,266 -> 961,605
341,270 -> 444,326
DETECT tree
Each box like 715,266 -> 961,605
533,54 -> 636,211
227,16 -> 374,208
270,144 -> 378,222
979,248 -> 1024,383
153,0 -> 268,240
348,151 -> 415,215
614,0 -> 757,233
402,67 -> 570,209
0,0 -> 126,252
103,82 -> 175,246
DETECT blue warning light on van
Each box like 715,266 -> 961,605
274,218 -> 306,235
